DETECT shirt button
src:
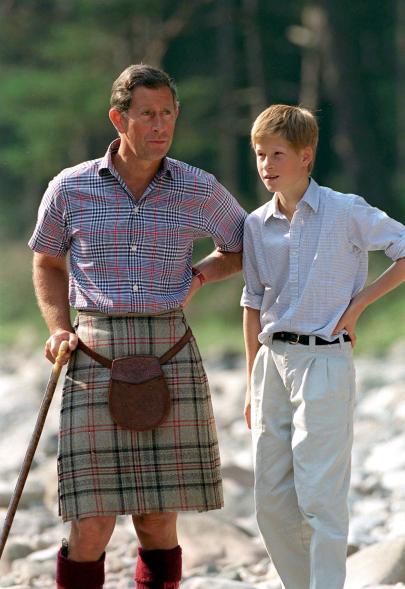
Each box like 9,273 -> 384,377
133,206 -> 140,214
133,284 -> 138,292
131,244 -> 137,252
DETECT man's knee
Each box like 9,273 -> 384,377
133,512 -> 177,547
69,516 -> 116,560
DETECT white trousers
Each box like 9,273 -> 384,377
251,337 -> 356,589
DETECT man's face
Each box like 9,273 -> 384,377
254,134 -> 312,194
115,85 -> 178,163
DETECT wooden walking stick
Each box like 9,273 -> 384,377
0,340 -> 69,559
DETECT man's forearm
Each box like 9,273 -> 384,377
194,250 -> 242,283
33,254 -> 72,334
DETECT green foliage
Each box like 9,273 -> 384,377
0,0 -> 402,240
0,241 -> 47,349
0,1 -> 403,357
173,77 -> 222,166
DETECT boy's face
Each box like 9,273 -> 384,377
254,134 -> 313,195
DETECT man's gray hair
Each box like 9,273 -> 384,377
110,64 -> 179,113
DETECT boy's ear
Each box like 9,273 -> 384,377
301,146 -> 314,169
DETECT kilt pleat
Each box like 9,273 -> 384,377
57,309 -> 223,522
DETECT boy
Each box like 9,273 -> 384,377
241,104 -> 405,589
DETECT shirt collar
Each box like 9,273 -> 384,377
301,177 -> 320,212
98,138 -> 120,175
264,177 -> 320,223
98,138 -> 174,179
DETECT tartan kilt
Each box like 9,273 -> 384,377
58,309 -> 223,522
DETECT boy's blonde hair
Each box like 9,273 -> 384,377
251,104 -> 319,173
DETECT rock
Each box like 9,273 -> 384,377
27,545 -> 58,561
0,573 -> 25,588
182,577 -> 281,589
178,513 -> 267,570
381,470 -> 405,494
365,434 -> 405,474
3,540 -> 34,563
10,557 -> 56,583
0,345 -> 405,588
182,578 -> 256,588
0,585 -> 31,589
41,433 -> 59,457
29,458 -> 58,509
221,464 -> 254,487
357,383 -> 405,422
386,512 -> 405,538
348,497 -> 390,547
0,479 -> 45,509
345,537 -> 405,588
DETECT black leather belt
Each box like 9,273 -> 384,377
272,332 -> 351,345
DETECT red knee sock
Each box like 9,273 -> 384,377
135,545 -> 182,589
56,547 -> 105,589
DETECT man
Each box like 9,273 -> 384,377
29,64 -> 247,589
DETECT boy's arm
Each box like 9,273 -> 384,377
333,257 -> 405,345
243,306 -> 262,429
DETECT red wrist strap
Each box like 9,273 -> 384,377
192,267 -> 206,286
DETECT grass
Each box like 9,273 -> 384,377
1,242 -> 404,358
353,251 -> 405,355
186,275 -> 245,358
0,241 -> 48,349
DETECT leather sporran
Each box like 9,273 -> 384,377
77,327 -> 192,432
108,355 -> 171,431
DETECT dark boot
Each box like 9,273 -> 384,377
56,544 -> 105,589
135,545 -> 182,589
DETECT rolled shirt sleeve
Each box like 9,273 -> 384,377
28,175 -> 71,257
240,216 -> 264,309
348,196 -> 405,260
202,178 -> 247,252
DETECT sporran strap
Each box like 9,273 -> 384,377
77,328 -> 193,367
76,340 -> 112,368
158,328 -> 192,365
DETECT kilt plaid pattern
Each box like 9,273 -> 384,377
58,309 -> 223,522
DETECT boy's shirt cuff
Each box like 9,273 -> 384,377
240,287 -> 263,309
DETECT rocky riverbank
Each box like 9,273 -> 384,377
0,341 -> 405,588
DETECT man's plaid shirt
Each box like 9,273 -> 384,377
29,139 -> 247,313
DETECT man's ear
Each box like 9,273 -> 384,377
109,108 -> 127,134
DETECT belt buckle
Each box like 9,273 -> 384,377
289,333 -> 300,345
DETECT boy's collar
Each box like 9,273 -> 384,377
264,178 -> 320,222
303,177 -> 320,212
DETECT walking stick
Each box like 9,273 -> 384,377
0,340 -> 69,559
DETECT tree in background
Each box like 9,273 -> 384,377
0,0 -> 402,240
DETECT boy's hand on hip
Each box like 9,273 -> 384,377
333,298 -> 365,347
